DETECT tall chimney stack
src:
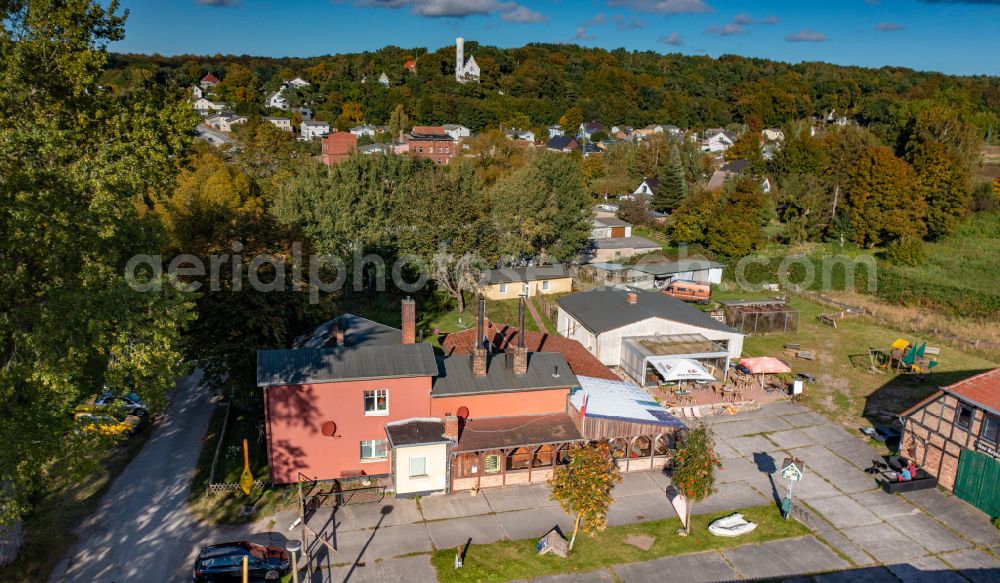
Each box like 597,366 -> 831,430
401,296 -> 416,344
443,414 -> 459,442
514,295 -> 528,375
472,298 -> 488,376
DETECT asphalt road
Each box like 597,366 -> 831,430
50,371 -> 217,583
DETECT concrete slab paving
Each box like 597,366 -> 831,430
814,567 -> 899,583
495,506 -> 574,541
803,424 -> 857,445
723,536 -> 850,579
424,514 -> 505,549
715,456 -> 762,483
825,439 -> 885,470
839,523 -> 928,563
323,554 -> 437,583
419,490 -> 492,521
725,434 -> 779,457
809,495 -> 883,529
327,499 -> 423,531
754,415 -> 795,433
606,492 -> 673,526
520,569 -> 617,583
646,467 -> 672,491
712,418 -> 771,439
816,528 -> 878,566
850,491 -> 920,519
613,471 -> 663,498
939,548 -> 1000,583
776,472 -> 843,501
767,428 -> 821,450
888,512 -> 970,554
886,555 -> 969,583
794,445 -> 879,494
483,483 -> 555,513
613,550 -> 738,583
903,489 -> 1000,548
790,502 -> 836,533
692,480 -> 769,516
332,522 -> 433,562
782,411 -> 830,428
713,438 -> 742,459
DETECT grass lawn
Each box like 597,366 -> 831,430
188,399 -> 297,524
430,505 -> 808,583
711,288 -> 997,431
5,424 -> 155,582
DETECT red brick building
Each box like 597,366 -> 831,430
402,128 -> 456,165
901,368 -> 1000,516
321,131 -> 358,165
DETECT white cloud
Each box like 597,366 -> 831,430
613,14 -> 647,30
357,0 -> 543,22
502,5 -> 545,22
732,12 -> 753,25
785,29 -> 829,42
705,22 -> 745,35
607,0 -> 713,15
759,15 -> 780,24
583,12 -> 607,26
575,26 -> 596,40
875,22 -> 904,31
658,32 -> 684,46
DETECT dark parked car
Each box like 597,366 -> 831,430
193,542 -> 290,582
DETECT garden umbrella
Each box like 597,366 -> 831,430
652,358 -> 717,383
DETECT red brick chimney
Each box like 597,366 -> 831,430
627,291 -> 638,305
443,414 -> 459,442
472,298 -> 488,376
401,296 -> 416,344
514,295 -> 528,376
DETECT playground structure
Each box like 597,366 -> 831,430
866,338 -> 939,375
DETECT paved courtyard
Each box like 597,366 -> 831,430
239,401 -> 1000,583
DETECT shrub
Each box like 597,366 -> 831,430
882,237 -> 926,267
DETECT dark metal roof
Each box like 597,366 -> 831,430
385,418 -> 449,447
453,414 -> 584,452
480,264 -> 571,285
556,288 -> 739,335
293,314 -> 401,349
257,343 -> 438,387
547,135 -> 578,150
591,236 -> 661,250
431,352 -> 579,397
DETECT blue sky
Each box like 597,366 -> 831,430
113,0 -> 1000,75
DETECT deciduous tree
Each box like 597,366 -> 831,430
548,442 -> 622,550
671,423 -> 722,534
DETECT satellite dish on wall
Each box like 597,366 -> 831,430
456,406 -> 470,420
321,421 -> 338,438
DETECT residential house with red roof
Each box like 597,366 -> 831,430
901,367 -> 1000,516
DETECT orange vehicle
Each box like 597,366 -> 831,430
662,279 -> 711,304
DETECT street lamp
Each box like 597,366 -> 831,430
286,539 -> 302,583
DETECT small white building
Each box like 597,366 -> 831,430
193,98 -> 225,113
190,86 -> 203,99
627,260 -> 725,290
701,129 -> 737,152
591,217 -> 632,239
443,124 -> 471,140
378,72 -> 390,87
555,288 -> 744,382
504,128 -> 535,142
548,125 -> 564,138
763,128 -> 785,142
300,120 -> 331,140
350,124 -> 378,138
206,113 -> 247,133
631,178 -> 659,200
284,77 -> 310,89
266,117 -> 293,132
267,90 -> 288,110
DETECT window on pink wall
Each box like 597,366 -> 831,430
364,389 -> 388,416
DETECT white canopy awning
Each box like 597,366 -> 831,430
651,358 -> 717,382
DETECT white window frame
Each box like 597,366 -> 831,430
360,439 -> 388,461
409,456 -> 427,478
542,280 -> 550,291
522,283 -> 529,295
498,283 -> 507,294
364,389 -> 389,416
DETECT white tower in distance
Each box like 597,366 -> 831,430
455,37 -> 480,84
